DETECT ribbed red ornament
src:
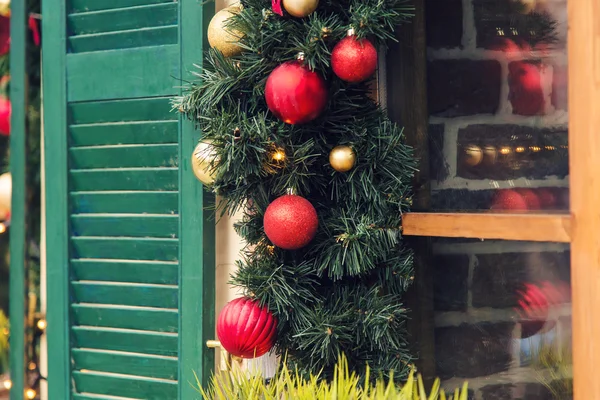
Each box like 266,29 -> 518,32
217,297 -> 277,359
265,61 -> 328,125
0,97 -> 10,136
264,194 -> 318,250
331,35 -> 378,83
490,189 -> 528,211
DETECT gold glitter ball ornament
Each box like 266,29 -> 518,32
191,140 -> 218,185
207,6 -> 243,58
329,145 -> 356,172
282,0 -> 319,18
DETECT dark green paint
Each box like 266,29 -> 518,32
43,0 -> 72,397
72,349 -> 178,380
72,372 -> 178,399
71,259 -> 178,285
69,121 -> 179,147
68,3 -> 178,36
72,327 -> 178,356
68,98 -> 177,124
178,0 -> 216,394
69,25 -> 178,53
67,45 -> 179,102
71,214 -> 179,237
71,237 -> 178,261
70,168 -> 178,191
70,192 -> 178,214
45,0 -> 216,396
69,0 -> 172,13
69,144 -> 178,169
8,1 -> 26,398
72,305 -> 179,332
72,282 -> 178,309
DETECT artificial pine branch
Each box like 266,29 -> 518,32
178,0 -> 417,381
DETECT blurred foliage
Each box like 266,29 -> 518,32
196,355 -> 469,400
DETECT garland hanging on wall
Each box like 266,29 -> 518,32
176,0 -> 417,380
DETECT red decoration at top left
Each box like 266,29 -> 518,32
0,15 -> 9,56
265,61 -> 328,125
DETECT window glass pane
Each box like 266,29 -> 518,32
417,238 -> 572,399
425,0 -> 568,212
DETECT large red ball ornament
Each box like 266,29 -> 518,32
490,189 -> 528,211
265,61 -> 328,125
217,297 -> 277,359
331,35 -> 378,83
264,194 -> 318,250
0,97 -> 10,136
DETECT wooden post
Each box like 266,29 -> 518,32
568,0 -> 600,398
387,0 -> 436,383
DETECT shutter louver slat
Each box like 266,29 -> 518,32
69,0 -> 172,14
72,305 -> 178,332
71,259 -> 178,285
72,282 -> 179,308
72,327 -> 178,356
71,215 -> 178,238
72,371 -> 178,399
72,349 -> 178,380
67,3 -> 178,36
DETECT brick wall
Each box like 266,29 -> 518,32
426,0 -> 568,210
423,0 -> 572,398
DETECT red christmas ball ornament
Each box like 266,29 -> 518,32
516,282 -> 549,339
264,194 -> 318,250
0,16 -> 9,57
536,188 -> 557,209
490,189 -> 528,211
0,97 -> 10,136
509,61 -> 545,116
515,188 -> 541,210
217,297 -> 277,359
265,61 -> 328,125
331,34 -> 378,83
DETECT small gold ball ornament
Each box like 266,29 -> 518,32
482,145 -> 498,165
207,6 -> 243,58
191,140 -> 218,185
463,144 -> 483,167
329,145 -> 356,172
283,0 -> 319,18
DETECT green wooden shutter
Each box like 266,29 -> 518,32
9,1 -> 28,399
43,1 -> 215,399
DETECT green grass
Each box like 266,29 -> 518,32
195,355 -> 469,400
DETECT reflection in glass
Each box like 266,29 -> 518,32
429,239 -> 572,399
425,0 -> 568,212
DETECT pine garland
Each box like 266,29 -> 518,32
176,0 -> 417,380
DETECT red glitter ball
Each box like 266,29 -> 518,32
264,194 -> 318,250
490,189 -> 528,211
331,35 -> 378,83
217,297 -> 277,359
265,61 -> 328,125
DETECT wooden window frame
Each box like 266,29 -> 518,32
399,0 -> 598,398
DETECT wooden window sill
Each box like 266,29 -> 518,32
402,212 -> 572,243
